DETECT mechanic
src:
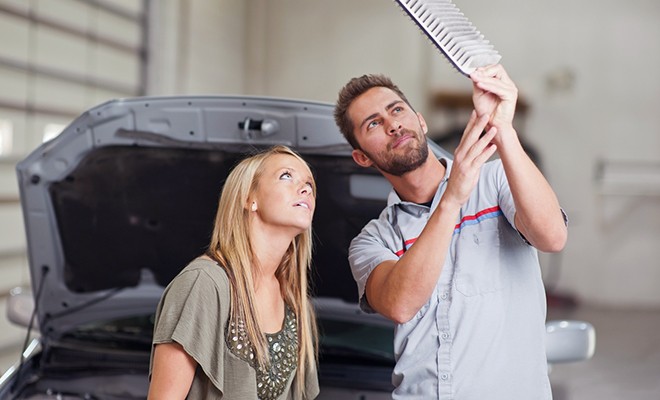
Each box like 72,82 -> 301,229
333,64 -> 568,399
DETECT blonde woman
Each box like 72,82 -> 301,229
148,145 -> 319,399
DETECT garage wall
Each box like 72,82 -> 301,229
147,0 -> 247,96
242,0 -> 431,110
1,0 -> 659,373
0,0 -> 147,371
0,0 -> 250,372
422,0 -> 660,308
239,0 -> 660,309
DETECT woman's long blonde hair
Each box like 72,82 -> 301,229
207,145 -> 318,397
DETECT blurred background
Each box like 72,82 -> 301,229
0,0 -> 658,398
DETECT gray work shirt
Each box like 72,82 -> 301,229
349,158 -> 553,399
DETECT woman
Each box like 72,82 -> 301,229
148,145 -> 319,399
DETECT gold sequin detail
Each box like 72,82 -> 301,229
227,305 -> 298,400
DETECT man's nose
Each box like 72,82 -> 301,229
386,118 -> 402,136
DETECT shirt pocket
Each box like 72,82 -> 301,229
454,229 -> 504,297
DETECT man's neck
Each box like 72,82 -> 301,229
383,152 -> 446,204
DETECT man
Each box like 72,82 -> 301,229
333,64 -> 568,399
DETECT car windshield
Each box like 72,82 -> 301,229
60,315 -> 154,351
59,312 -> 395,366
318,317 -> 394,364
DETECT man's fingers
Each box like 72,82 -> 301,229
473,64 -> 510,82
465,126 -> 497,163
466,114 -> 490,142
446,126 -> 497,205
463,110 -> 478,136
454,115 -> 497,160
456,110 -> 479,148
475,141 -> 498,165
471,64 -> 516,99
456,113 -> 489,158
474,78 -> 517,101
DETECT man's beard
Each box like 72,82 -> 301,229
364,129 -> 429,177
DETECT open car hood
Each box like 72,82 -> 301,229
16,95 -> 362,339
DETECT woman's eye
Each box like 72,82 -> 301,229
280,172 -> 292,180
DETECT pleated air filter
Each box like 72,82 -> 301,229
394,0 -> 501,75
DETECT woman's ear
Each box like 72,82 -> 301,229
351,149 -> 374,168
250,202 -> 257,212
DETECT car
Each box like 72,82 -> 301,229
1,95 -> 595,399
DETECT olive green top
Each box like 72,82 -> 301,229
150,257 -> 319,399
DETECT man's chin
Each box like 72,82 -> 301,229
379,156 -> 427,177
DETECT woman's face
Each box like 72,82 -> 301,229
250,153 -> 315,234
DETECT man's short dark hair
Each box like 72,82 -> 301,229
334,74 -> 413,150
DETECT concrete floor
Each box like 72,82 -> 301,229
548,306 -> 660,400
1,307 -> 659,399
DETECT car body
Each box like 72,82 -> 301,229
1,95 -> 594,399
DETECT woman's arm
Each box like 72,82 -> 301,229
148,342 -> 197,400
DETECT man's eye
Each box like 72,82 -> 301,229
367,120 -> 379,129
393,106 -> 403,113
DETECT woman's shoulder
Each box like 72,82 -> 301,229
171,256 -> 231,293
157,256 -> 232,324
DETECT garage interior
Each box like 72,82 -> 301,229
0,1 -> 659,399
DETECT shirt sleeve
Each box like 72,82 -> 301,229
151,266 -> 231,393
490,159 -> 568,244
487,159 -> 517,229
348,215 -> 400,313
300,361 -> 320,399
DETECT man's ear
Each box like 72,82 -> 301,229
352,149 -> 374,168
417,112 -> 428,134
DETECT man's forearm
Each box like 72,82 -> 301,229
496,126 -> 567,252
367,199 -> 461,323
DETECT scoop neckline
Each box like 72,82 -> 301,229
264,303 -> 293,336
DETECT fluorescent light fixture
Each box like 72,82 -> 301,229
0,119 -> 14,156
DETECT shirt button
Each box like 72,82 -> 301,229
440,293 -> 448,300
441,373 -> 449,381
442,332 -> 450,340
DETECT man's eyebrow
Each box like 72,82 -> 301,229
359,112 -> 379,130
358,100 -> 405,130
385,100 -> 404,111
